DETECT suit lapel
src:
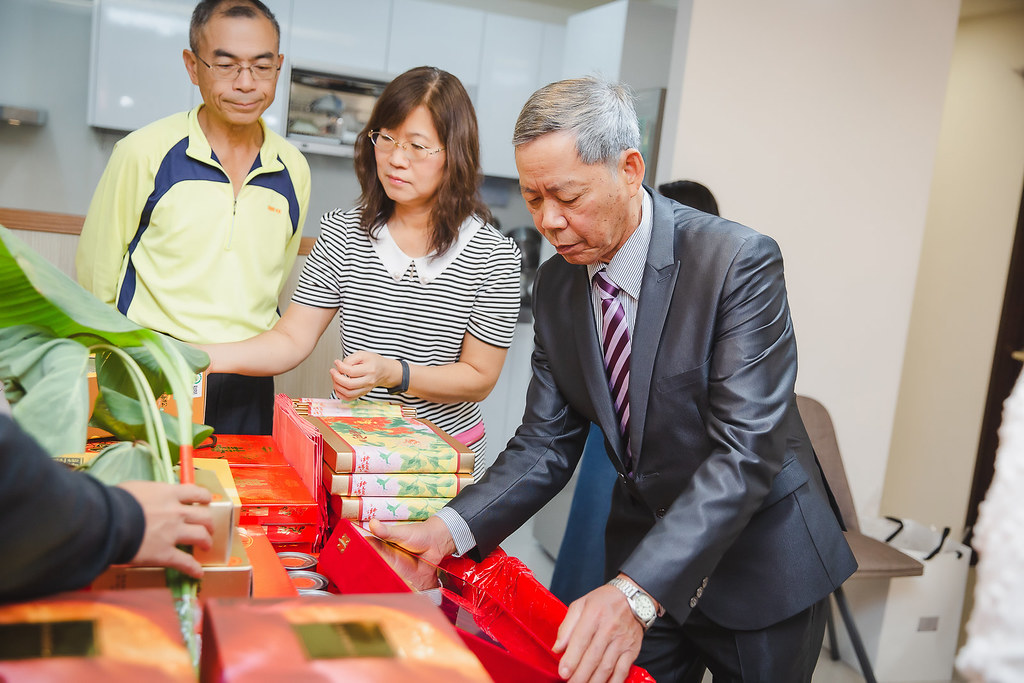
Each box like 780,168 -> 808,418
571,265 -> 627,461
630,191 -> 679,467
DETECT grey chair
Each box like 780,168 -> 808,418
796,395 -> 924,683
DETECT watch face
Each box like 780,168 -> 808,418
633,594 -> 657,623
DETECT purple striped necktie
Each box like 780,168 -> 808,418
593,270 -> 632,473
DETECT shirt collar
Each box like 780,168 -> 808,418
186,105 -> 279,173
587,188 -> 652,299
373,215 -> 484,284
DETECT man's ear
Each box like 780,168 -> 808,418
183,49 -> 200,86
621,148 -> 646,193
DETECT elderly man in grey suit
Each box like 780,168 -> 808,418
376,76 -> 856,683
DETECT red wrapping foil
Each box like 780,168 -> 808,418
317,520 -> 655,682
440,551 -> 655,683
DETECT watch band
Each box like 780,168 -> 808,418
387,359 -> 410,394
608,577 -> 657,630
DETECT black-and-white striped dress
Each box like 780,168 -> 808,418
292,207 -> 521,477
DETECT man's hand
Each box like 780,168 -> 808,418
118,481 -> 214,579
554,583 -> 645,683
368,516 -> 456,566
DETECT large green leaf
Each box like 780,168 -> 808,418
91,385 -> 214,457
0,226 -> 211,457
0,226 -> 208,369
84,441 -> 161,486
0,325 -> 90,456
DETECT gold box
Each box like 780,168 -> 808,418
92,528 -> 252,599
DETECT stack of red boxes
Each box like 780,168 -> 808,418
196,435 -> 318,554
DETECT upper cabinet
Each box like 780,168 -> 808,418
90,0 -> 292,135
88,0 -> 195,131
561,0 -> 675,90
289,0 -> 391,75
85,0 -> 579,179
385,0 -> 484,87
475,15 -> 546,179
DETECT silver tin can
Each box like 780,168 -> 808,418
288,570 -> 329,591
277,551 -> 317,572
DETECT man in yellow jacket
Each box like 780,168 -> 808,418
77,0 -> 310,434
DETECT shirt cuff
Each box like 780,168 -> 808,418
435,507 -> 477,557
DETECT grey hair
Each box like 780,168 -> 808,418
512,76 -> 641,165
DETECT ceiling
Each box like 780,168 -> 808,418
537,0 -> 1024,20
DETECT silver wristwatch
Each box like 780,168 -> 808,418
608,577 -> 658,630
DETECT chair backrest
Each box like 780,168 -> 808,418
796,394 -> 861,534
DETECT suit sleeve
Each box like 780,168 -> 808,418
621,232 -> 799,620
0,415 -> 145,603
76,137 -> 150,304
445,263 -> 590,558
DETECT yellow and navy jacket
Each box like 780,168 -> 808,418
77,105 -> 311,344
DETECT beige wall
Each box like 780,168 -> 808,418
658,0 -> 961,518
883,9 -> 1024,529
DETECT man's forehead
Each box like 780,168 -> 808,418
519,178 -> 584,195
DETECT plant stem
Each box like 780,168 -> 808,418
89,344 -> 172,483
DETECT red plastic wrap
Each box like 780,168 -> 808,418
441,551 -> 655,683
317,520 -> 655,682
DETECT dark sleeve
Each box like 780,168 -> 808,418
0,415 -> 145,602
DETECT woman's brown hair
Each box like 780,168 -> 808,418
354,66 -> 492,256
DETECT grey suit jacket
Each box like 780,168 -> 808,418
448,189 -> 856,631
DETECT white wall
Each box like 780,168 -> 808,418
658,0 -> 962,518
883,9 -> 1024,529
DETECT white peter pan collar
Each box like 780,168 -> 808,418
372,216 -> 484,284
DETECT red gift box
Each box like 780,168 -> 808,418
317,520 -> 654,683
238,525 -> 298,599
194,434 -> 291,467
0,588 -> 193,682
262,523 -> 318,545
231,464 -> 318,526
199,593 -> 492,682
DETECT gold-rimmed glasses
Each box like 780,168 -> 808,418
368,131 -> 445,161
195,54 -> 280,81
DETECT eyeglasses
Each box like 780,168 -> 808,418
195,54 -> 280,81
368,131 -> 445,161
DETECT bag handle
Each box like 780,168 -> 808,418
884,517 -> 956,560
883,515 -> 904,543
924,526 -> 951,560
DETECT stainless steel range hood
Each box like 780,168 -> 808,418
1,105 -> 48,126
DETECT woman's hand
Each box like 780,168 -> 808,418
331,351 -> 402,399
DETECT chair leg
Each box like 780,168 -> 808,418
832,587 -> 877,683
826,596 -> 840,661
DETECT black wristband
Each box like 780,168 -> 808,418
387,359 -> 410,394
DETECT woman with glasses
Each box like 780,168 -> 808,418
202,66 -> 521,478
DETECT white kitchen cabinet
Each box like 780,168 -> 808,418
90,0 -> 292,135
288,0 -> 391,76
562,0 -> 627,81
539,22 -> 566,89
561,0 -> 675,90
88,0 -> 195,131
386,0 -> 484,87
475,14 -> 545,179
